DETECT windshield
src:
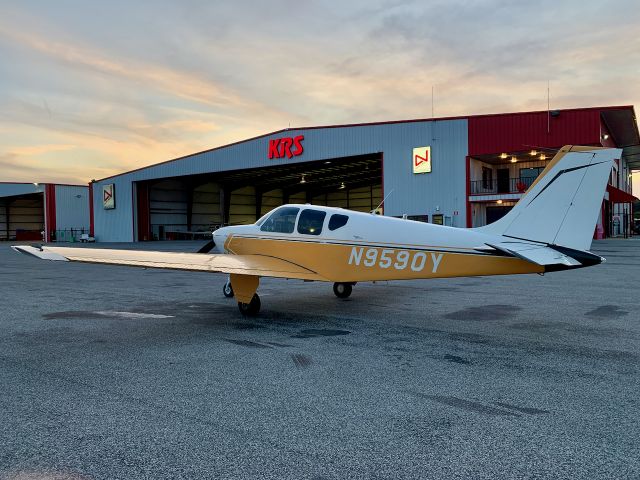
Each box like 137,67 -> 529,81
259,207 -> 300,233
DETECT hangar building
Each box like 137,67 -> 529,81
0,183 -> 90,242
90,106 -> 639,242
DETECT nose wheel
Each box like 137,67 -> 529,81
238,293 -> 261,316
333,282 -> 353,299
223,281 -> 234,298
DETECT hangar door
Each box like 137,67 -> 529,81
225,153 -> 383,221
144,179 -> 222,240
0,194 -> 44,241
136,154 -> 382,240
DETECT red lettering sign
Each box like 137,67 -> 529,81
268,135 -> 304,159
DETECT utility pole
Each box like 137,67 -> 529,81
547,80 -> 550,134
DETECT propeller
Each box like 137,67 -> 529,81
197,240 -> 216,254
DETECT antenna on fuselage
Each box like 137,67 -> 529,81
371,189 -> 393,215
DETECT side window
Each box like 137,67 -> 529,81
297,209 -> 326,236
260,207 -> 299,233
328,214 -> 349,231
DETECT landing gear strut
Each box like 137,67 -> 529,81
223,281 -> 234,298
238,293 -> 261,316
333,282 -> 353,299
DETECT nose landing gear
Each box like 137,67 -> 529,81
333,282 -> 353,299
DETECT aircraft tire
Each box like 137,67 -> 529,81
238,293 -> 261,316
333,282 -> 352,299
223,281 -> 234,298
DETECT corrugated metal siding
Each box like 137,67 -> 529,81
229,186 -> 257,225
44,184 -> 56,241
468,110 -> 601,155
93,181 -> 135,242
380,120 -> 468,226
0,183 -> 45,198
192,183 -> 221,230
55,185 -> 90,231
149,179 -> 189,238
93,119 -> 469,240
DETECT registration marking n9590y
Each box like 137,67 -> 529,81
348,247 -> 444,273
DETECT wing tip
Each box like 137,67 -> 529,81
11,245 -> 69,261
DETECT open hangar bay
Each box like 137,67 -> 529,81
1,238 -> 638,479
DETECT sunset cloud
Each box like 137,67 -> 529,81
0,0 -> 637,190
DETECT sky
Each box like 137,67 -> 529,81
0,0 -> 639,190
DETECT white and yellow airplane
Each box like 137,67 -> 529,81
13,146 -> 619,315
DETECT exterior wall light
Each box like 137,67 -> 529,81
510,156 -> 517,163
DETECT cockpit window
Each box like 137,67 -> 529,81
328,214 -> 349,231
260,207 -> 299,233
255,212 -> 270,226
297,209 -> 326,236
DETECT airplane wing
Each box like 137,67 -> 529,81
477,241 -> 604,269
11,245 -> 327,281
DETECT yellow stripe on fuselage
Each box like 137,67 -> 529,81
225,235 -> 543,282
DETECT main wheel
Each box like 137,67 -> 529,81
223,281 -> 234,298
238,293 -> 261,316
333,282 -> 353,299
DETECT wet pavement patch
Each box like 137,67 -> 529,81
413,393 -> 520,416
44,311 -> 95,320
291,353 -> 313,368
223,339 -> 273,349
233,322 -> 267,330
443,354 -> 471,365
492,401 -> 550,415
291,328 -> 351,339
443,304 -> 520,321
3,470 -> 93,480
43,310 -> 174,320
585,305 -> 629,318
448,332 -> 490,345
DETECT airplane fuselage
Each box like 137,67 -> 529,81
213,205 -> 543,283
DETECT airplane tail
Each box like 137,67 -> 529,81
477,145 -> 621,251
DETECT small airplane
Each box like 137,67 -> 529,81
13,145 -> 620,316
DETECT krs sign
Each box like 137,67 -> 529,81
268,135 -> 304,159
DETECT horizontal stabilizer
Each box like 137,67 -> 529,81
479,241 -> 604,269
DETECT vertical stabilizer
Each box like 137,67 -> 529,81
477,146 -> 620,251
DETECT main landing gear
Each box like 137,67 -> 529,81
333,282 -> 353,299
223,274 -> 261,316
226,279 -> 352,316
238,293 -> 261,316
